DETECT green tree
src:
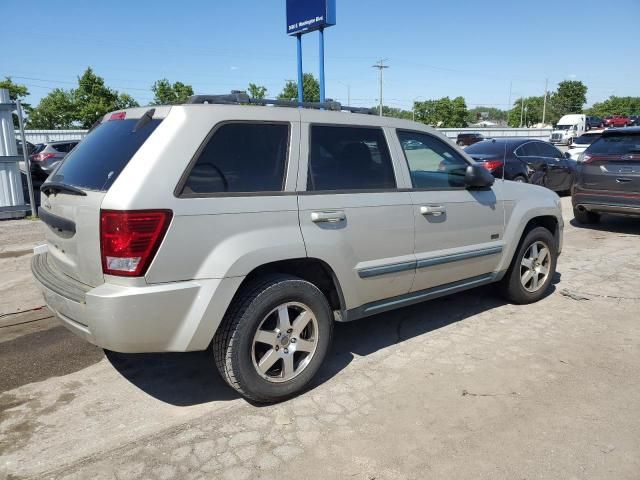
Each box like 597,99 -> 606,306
247,83 -> 267,99
278,73 -> 320,102
27,67 -> 139,129
413,96 -> 468,127
74,67 -> 140,128
0,77 -> 31,127
27,89 -> 76,129
586,96 -> 640,117
374,106 -> 413,120
507,96 -> 548,127
466,106 -> 508,125
553,80 -> 587,114
151,79 -> 194,105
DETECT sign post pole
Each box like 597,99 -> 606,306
296,34 -> 303,104
319,28 -> 325,103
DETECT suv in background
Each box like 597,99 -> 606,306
29,140 -> 79,180
456,132 -> 485,147
603,115 -> 631,128
572,127 -> 640,223
629,115 -> 640,127
32,95 -> 563,402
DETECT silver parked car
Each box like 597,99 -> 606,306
32,94 -> 563,402
29,140 -> 79,180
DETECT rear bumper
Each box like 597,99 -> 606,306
572,190 -> 640,216
31,253 -> 243,353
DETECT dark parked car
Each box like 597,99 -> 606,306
456,132 -> 485,147
586,116 -> 603,129
465,138 -> 575,193
29,140 -> 79,180
629,115 -> 640,126
572,127 -> 640,223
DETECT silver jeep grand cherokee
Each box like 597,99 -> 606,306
32,93 -> 563,402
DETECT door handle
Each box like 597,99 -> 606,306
311,211 -> 346,223
616,177 -> 632,183
420,205 -> 446,216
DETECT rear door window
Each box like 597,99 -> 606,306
49,118 -> 162,191
180,122 -> 289,195
537,142 -> 563,159
307,126 -> 396,191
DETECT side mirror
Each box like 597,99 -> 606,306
465,164 -> 495,189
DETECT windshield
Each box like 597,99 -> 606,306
47,118 -> 162,191
573,134 -> 600,145
587,134 -> 640,155
555,125 -> 572,131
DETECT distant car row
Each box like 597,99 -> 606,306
550,114 -> 638,146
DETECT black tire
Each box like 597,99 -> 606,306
457,141 -> 465,147
513,175 -> 528,183
213,274 -> 333,403
499,226 -> 557,304
573,207 -> 600,224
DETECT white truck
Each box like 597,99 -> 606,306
550,114 -> 586,145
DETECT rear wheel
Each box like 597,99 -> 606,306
573,207 -> 600,224
513,175 -> 528,183
213,274 -> 333,403
499,227 -> 557,304
457,141 -> 465,147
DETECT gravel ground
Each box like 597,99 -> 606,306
1,196 -> 639,480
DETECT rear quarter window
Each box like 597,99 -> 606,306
48,118 -> 162,191
179,122 -> 289,196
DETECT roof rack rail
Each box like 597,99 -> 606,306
185,91 -> 374,115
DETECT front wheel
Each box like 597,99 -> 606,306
513,175 -> 528,183
499,227 -> 557,304
213,274 -> 333,403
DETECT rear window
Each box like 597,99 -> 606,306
587,135 -> 640,155
465,140 -> 508,155
48,118 -> 162,191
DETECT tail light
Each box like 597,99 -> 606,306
31,152 -> 56,162
100,210 -> 172,277
481,160 -> 504,171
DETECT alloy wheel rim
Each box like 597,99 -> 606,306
520,240 -> 551,293
251,302 -> 319,383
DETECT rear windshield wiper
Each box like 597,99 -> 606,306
41,182 -> 87,197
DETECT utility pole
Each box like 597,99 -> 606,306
507,81 -> 512,126
542,78 -> 548,125
372,59 -> 389,117
520,98 -> 525,128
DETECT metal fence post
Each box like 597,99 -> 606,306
16,100 -> 36,217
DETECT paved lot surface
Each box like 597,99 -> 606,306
1,196 -> 639,480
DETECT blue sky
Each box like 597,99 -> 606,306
1,0 -> 638,111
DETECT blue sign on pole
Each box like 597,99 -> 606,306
286,0 -> 336,36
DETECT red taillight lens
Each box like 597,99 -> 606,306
109,111 -> 126,121
482,160 -> 504,171
32,152 -> 56,162
100,210 -> 172,277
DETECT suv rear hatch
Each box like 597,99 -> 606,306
39,107 -> 167,287
580,130 -> 640,195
